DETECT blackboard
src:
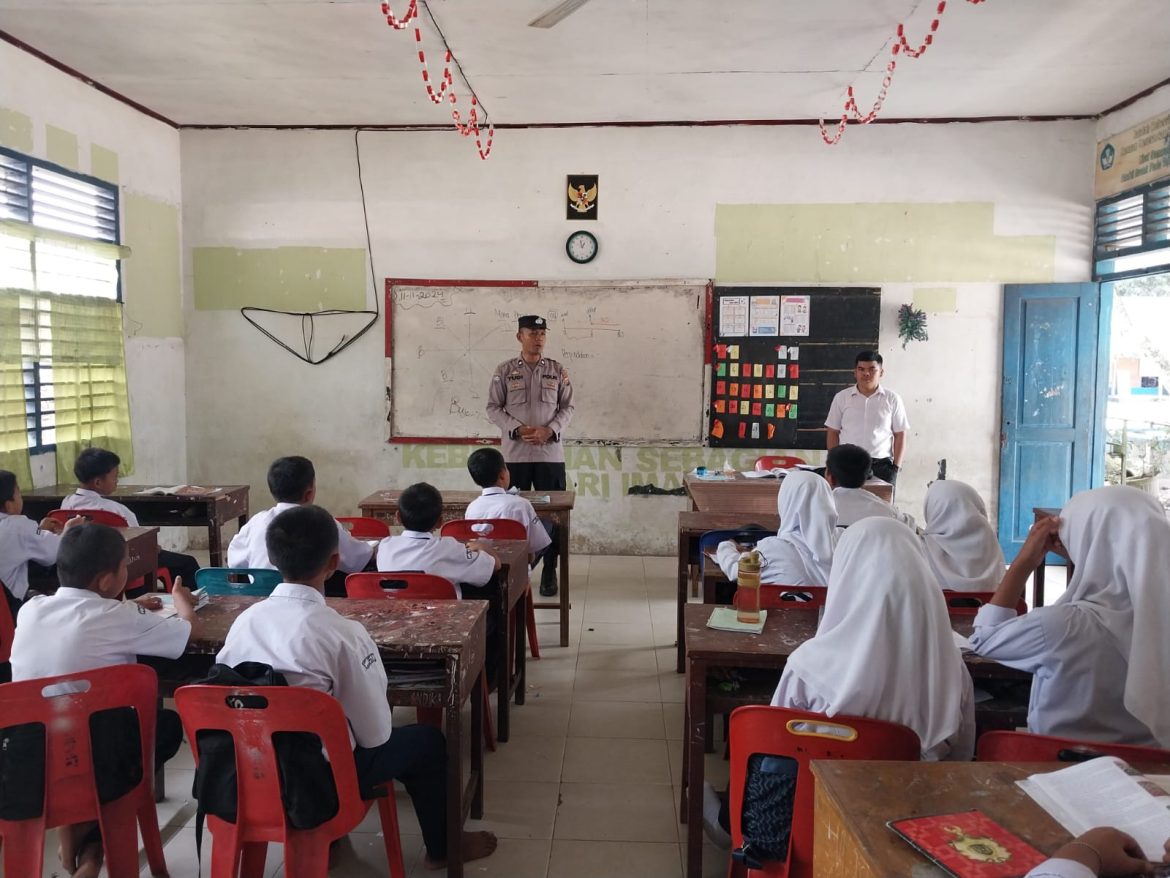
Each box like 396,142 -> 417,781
707,287 -> 880,449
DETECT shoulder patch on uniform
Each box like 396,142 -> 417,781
136,604 -> 146,614
465,547 -> 477,560
362,652 -> 377,669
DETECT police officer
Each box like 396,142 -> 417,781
486,315 -> 575,596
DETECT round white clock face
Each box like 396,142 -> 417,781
566,230 -> 598,264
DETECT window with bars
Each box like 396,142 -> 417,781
1094,178 -> 1170,281
0,147 -> 122,455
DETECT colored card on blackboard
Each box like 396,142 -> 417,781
789,346 -> 799,360
752,403 -> 762,416
765,385 -> 775,399
777,345 -> 788,360
716,363 -> 726,376
777,385 -> 787,399
741,384 -> 752,398
714,400 -> 725,413
754,364 -> 763,377
729,345 -> 740,359
765,404 -> 775,417
730,363 -> 739,377
716,381 -> 726,395
789,386 -> 799,400
789,365 -> 800,379
740,401 -> 750,415
765,365 -> 775,378
789,405 -> 798,418
753,385 -> 763,399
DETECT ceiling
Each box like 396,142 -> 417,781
1,0 -> 1168,127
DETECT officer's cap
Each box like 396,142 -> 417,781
518,315 -> 547,330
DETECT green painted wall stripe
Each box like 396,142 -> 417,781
193,246 -> 368,312
45,125 -> 79,170
715,202 -> 1056,284
122,193 -> 183,338
0,108 -> 33,153
90,144 -> 119,183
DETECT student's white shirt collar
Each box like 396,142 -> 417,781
54,587 -> 104,602
272,502 -> 299,512
401,530 -> 435,540
74,488 -> 104,499
481,487 -> 506,496
269,582 -> 325,604
849,385 -> 887,398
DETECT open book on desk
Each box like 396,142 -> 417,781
136,485 -> 223,497
151,588 -> 209,617
1018,757 -> 1170,860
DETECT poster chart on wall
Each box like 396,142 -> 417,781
708,287 -> 880,449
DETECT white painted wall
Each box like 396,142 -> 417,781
1,43 -> 189,547
181,122 -> 1096,553
1097,84 -> 1170,139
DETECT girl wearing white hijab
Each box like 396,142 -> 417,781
771,517 -> 975,761
919,480 -> 1006,592
715,470 -> 838,586
970,486 -> 1170,747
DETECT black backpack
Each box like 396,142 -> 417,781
190,662 -> 340,859
730,754 -> 799,870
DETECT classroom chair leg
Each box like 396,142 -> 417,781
374,793 -> 408,878
525,588 -> 541,660
482,678 -> 497,753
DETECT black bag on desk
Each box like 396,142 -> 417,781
190,661 -> 339,859
731,754 -> 798,869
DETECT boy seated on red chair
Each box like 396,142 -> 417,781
0,469 -> 85,625
216,504 -> 497,869
10,522 -> 200,878
228,455 -> 376,596
63,447 -> 201,593
466,447 -> 554,566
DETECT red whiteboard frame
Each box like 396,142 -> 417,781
385,277 -> 539,444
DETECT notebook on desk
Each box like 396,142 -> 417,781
888,810 -> 1046,878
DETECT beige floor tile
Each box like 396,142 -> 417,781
658,670 -> 687,703
667,738 -> 685,787
675,842 -> 735,878
408,837 -> 551,878
319,831 -> 426,878
140,824 -> 212,877
573,643 -> 659,673
579,621 -> 656,646
662,702 -> 685,741
505,697 -> 572,737
643,556 -> 678,577
464,780 -> 560,839
572,669 -> 663,703
583,601 -> 651,625
567,700 -> 667,739
548,840 -> 683,878
654,645 -> 681,673
484,734 -> 566,783
586,555 -> 645,576
561,737 -> 672,785
554,783 -> 679,842
521,662 -> 577,701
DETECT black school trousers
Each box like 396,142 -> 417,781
505,462 -> 563,569
354,724 -> 448,860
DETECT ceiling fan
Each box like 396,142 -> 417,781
528,0 -> 594,28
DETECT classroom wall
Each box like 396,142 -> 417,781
1097,84 -> 1170,141
0,44 -> 189,546
181,121 -> 1095,553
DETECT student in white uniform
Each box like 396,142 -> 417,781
919,480 -> 1004,593
375,482 -> 499,593
466,448 -> 553,562
10,523 -> 199,878
216,505 -> 497,870
824,444 -> 915,529
970,486 -> 1170,747
703,518 -> 974,846
0,470 -> 83,619
227,456 -> 374,596
1023,827 -> 1169,878
63,447 -> 201,591
715,470 -> 838,586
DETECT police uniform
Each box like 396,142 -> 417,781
485,315 -> 575,485
374,531 -> 496,598
11,587 -> 189,767
63,488 -> 202,588
229,502 -> 375,574
216,582 -> 450,859
0,512 -> 61,602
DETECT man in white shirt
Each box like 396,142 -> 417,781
216,504 -> 497,870
465,448 -> 554,562
227,456 -> 374,595
825,444 -> 916,529
824,351 -> 909,485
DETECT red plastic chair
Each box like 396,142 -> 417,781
0,582 -> 14,664
47,508 -> 174,593
441,518 -> 541,661
942,590 -> 1028,616
175,684 -> 405,878
728,705 -> 920,878
760,585 -> 827,609
976,730 -> 1170,764
336,517 -> 391,539
344,571 -> 497,752
0,664 -> 168,877
754,456 -> 807,471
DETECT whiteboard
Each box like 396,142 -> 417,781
386,279 -> 707,443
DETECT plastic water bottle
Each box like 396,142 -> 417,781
736,550 -> 762,624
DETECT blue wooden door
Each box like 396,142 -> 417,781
998,283 -> 1104,561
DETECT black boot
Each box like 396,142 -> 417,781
539,561 -> 558,597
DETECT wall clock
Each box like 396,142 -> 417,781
566,230 -> 598,264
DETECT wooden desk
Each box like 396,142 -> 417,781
359,489 -> 577,647
168,596 -> 486,878
684,473 -> 892,514
675,511 -> 780,673
21,485 -> 250,568
1031,506 -> 1064,607
812,760 -> 1169,878
123,526 -> 160,584
680,604 -> 1029,878
479,539 -> 531,743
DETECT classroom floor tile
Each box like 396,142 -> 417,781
548,840 -> 684,878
